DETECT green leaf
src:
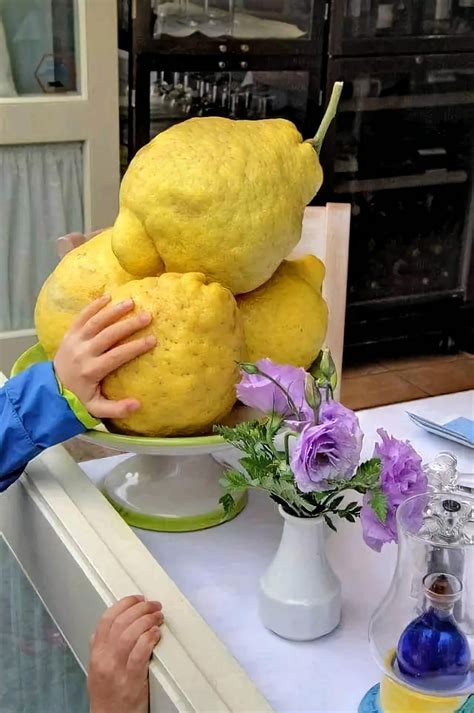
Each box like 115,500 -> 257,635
344,501 -> 359,511
309,491 -> 327,503
221,469 -> 249,490
369,489 -> 388,523
266,413 -> 283,437
352,459 -> 382,491
329,495 -> 344,510
219,493 -> 236,517
324,514 -> 337,533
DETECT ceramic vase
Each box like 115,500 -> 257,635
259,506 -> 342,641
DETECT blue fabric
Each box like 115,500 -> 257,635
0,363 -> 85,492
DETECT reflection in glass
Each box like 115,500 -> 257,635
149,70 -> 309,139
342,0 -> 474,38
118,0 -> 130,31
0,0 -> 77,97
0,536 -> 88,713
152,0 -> 313,39
334,68 -> 474,303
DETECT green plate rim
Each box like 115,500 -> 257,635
11,343 -> 226,447
103,489 -> 248,532
82,428 -> 225,448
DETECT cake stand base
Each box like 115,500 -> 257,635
359,685 -> 382,713
102,453 -> 247,532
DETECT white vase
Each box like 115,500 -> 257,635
259,506 -> 342,641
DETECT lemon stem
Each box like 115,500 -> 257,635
311,82 -> 344,155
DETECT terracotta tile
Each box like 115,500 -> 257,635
342,362 -> 388,379
341,372 -> 428,411
380,353 -> 462,372
397,360 -> 474,396
462,351 -> 474,359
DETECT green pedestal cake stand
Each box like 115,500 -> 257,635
12,344 -> 247,532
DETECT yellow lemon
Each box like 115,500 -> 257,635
35,229 -> 134,357
102,273 -> 245,436
112,85 -> 343,294
237,255 -> 328,369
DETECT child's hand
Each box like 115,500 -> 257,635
56,230 -> 102,258
88,595 -> 163,713
54,295 -> 156,419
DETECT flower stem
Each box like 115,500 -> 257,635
283,431 -> 298,465
308,82 -> 343,155
255,368 -> 301,418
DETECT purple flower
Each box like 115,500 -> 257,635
375,429 -> 427,505
360,497 -> 397,552
361,430 -> 427,552
290,402 -> 363,492
236,359 -> 313,420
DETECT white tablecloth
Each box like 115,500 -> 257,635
83,391 -> 474,713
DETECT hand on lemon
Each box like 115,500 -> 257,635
54,296 -> 156,419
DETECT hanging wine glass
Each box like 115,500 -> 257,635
202,0 -> 219,20
228,0 -> 235,35
176,0 -> 203,29
201,0 -> 234,36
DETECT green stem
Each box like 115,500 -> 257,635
256,369 -> 301,418
239,482 -> 301,517
283,431 -> 298,465
310,81 -> 344,155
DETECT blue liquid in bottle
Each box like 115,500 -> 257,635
397,573 -> 471,691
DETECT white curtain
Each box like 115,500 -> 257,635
0,142 -> 84,331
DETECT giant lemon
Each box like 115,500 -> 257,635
112,84 -> 343,294
102,273 -> 245,436
237,255 -> 328,369
35,229 -> 134,357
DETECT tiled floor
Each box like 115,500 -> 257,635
341,352 -> 474,411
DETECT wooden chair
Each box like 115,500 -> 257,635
290,203 -> 351,399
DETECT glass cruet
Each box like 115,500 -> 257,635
368,489 -> 474,699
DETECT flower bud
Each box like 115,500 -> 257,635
239,362 -> 260,375
304,373 -> 321,411
310,348 -> 338,391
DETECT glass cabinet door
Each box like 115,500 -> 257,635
152,0 -> 315,40
327,55 -> 474,305
126,62 -> 319,160
148,68 -> 310,135
0,0 -> 120,375
331,0 -> 474,54
341,0 -> 474,39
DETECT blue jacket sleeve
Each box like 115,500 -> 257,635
0,362 -> 86,492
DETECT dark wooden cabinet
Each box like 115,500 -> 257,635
324,2 -> 474,357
